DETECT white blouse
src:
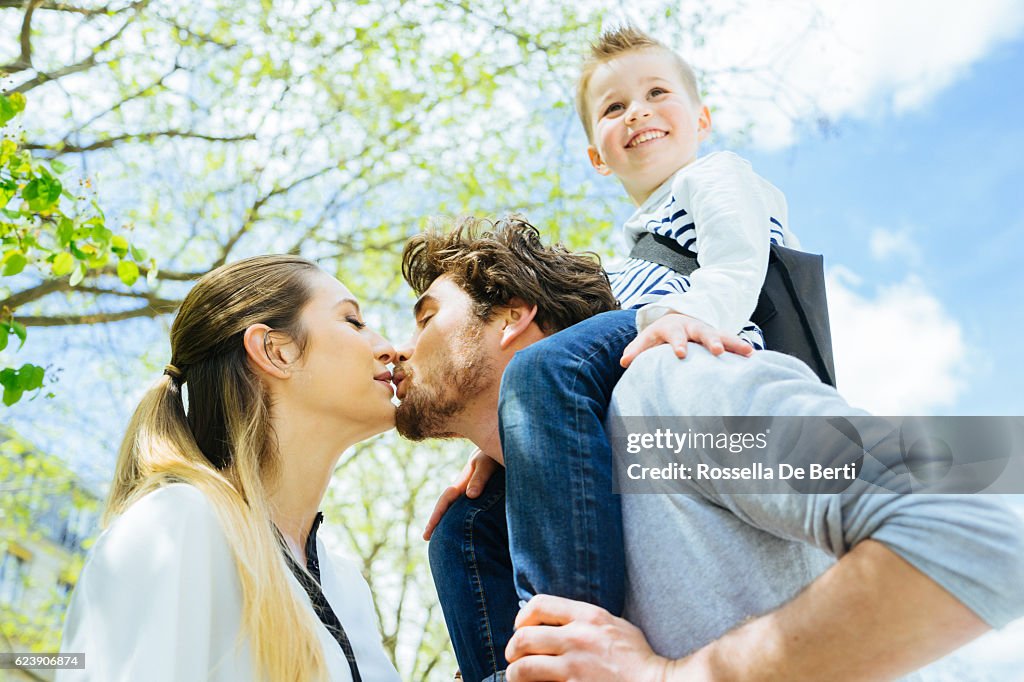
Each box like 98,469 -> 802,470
57,484 -> 400,682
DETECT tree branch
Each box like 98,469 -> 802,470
0,0 -> 44,75
25,129 -> 256,154
15,298 -> 179,326
0,265 -> 201,312
11,2 -> 144,94
0,0 -> 129,16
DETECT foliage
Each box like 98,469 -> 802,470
1,91 -> 154,405
1,428 -> 100,654
325,433 -> 465,678
0,0 -> 814,676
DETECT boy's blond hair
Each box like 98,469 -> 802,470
575,26 -> 701,142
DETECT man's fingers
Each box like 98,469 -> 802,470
505,655 -> 567,682
422,485 -> 461,541
454,460 -> 473,489
514,594 -> 600,629
466,455 -> 497,498
506,624 -> 570,662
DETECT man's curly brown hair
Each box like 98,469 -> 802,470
402,215 -> 619,334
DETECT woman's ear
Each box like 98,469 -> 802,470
500,300 -> 539,350
243,324 -> 293,379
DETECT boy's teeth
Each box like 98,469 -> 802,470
629,131 -> 666,147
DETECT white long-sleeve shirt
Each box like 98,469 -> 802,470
607,151 -> 800,341
57,484 -> 400,682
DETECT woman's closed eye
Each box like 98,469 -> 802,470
417,314 -> 434,328
346,316 -> 367,330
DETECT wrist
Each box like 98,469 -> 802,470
662,645 -> 718,682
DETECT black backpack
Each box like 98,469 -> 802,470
629,231 -> 837,387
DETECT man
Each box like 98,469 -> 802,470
393,216 -> 1024,682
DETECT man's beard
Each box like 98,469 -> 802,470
395,319 -> 494,441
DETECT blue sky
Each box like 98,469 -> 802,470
740,35 -> 1024,415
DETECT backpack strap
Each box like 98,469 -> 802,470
628,232 -> 837,387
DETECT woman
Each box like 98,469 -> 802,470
58,255 -> 401,681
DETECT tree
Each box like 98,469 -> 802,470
1,1 -> 818,676
2,90 -> 153,406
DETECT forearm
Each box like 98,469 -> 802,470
672,539 -> 989,682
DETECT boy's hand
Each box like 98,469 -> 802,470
620,312 -> 754,368
422,448 -> 501,541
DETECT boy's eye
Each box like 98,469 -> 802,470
603,102 -> 624,116
346,316 -> 367,330
649,87 -> 667,97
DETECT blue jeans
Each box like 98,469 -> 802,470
429,310 -> 637,681
429,469 -> 517,682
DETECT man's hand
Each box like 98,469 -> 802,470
620,312 -> 753,368
504,595 -> 678,682
422,449 -> 500,541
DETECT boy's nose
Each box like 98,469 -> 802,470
626,101 -> 652,125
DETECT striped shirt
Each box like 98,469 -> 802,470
606,151 -> 800,348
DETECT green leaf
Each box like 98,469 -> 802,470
7,92 -> 25,114
111,235 -> 129,257
46,177 -> 63,203
117,259 -> 139,286
2,252 -> 27,276
52,251 -> 74,276
130,244 -> 148,262
69,262 -> 85,287
18,364 -> 45,391
11,321 -> 26,348
57,217 -> 74,246
3,384 -> 24,406
0,325 -> 7,352
22,178 -> 39,202
0,97 -> 13,127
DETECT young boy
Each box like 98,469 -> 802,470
431,26 -> 802,681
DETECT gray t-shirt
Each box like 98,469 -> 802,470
610,346 -> 1024,680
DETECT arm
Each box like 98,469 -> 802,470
505,541 -> 988,682
636,152 -> 776,335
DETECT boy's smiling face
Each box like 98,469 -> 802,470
585,48 -> 711,206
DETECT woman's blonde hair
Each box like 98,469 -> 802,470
106,254 -> 328,681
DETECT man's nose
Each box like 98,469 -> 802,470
395,340 -> 413,364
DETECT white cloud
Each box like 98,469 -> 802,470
674,0 -> 1024,148
826,266 -> 968,414
868,228 -> 921,264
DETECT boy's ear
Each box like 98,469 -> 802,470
697,105 -> 712,141
243,324 -> 294,380
588,145 -> 613,176
499,299 -> 539,350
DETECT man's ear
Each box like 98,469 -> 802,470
697,105 -> 712,141
588,145 -> 612,176
499,299 -> 539,350
243,324 -> 293,379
